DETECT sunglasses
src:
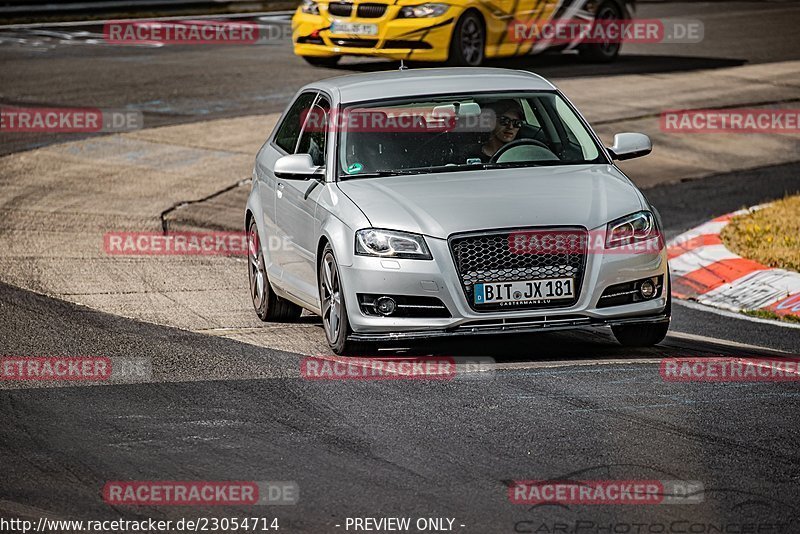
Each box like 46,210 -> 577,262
498,116 -> 524,128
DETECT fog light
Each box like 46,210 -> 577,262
375,296 -> 397,316
639,279 -> 656,299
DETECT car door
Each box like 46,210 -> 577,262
255,91 -> 317,287
274,93 -> 329,306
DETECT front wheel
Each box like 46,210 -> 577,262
318,244 -> 368,355
447,12 -> 485,66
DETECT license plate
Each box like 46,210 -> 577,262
474,278 -> 575,305
330,21 -> 378,35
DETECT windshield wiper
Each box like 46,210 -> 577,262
480,161 -> 562,169
340,160 -> 593,179
340,169 -> 435,178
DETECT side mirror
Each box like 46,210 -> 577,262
274,153 -> 323,179
607,133 -> 652,161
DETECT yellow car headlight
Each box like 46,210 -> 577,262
398,3 -> 449,18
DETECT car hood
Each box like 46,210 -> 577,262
337,165 -> 646,239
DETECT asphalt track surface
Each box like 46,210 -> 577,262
1,0 -> 800,531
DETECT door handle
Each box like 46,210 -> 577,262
277,182 -> 284,198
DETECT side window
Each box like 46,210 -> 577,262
520,99 -> 541,128
554,97 -> 599,160
274,92 -> 317,153
296,96 -> 330,167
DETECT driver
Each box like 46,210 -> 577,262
464,100 -> 525,163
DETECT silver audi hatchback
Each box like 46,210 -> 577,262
246,68 -> 670,354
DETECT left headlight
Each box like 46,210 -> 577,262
398,3 -> 449,18
301,0 -> 320,14
605,211 -> 658,248
355,229 -> 432,260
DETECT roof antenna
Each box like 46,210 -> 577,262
399,59 -> 408,71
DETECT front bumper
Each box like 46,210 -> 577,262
337,234 -> 670,341
348,313 -> 670,342
292,8 -> 456,61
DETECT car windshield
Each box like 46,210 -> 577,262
335,91 -> 606,178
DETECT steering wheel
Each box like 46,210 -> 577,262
490,138 -> 553,163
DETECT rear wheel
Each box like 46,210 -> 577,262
579,2 -> 623,63
248,219 -> 302,321
447,12 -> 485,66
302,55 -> 341,68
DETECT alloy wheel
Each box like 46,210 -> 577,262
320,251 -> 342,343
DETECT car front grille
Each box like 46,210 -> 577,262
327,2 -> 353,16
449,227 -> 588,312
356,3 -> 386,18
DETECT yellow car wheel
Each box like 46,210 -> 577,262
447,11 -> 485,66
579,1 -> 623,63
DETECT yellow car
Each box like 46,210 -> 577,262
292,0 -> 635,67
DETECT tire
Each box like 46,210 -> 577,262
611,284 -> 671,347
318,244 -> 368,355
247,219 -> 302,322
447,11 -> 485,66
579,2 -> 623,63
302,55 -> 341,68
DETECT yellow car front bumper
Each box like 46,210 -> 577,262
292,7 -> 459,62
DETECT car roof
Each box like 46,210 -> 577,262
305,67 -> 557,103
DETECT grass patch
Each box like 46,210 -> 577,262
742,309 -> 800,325
720,194 -> 800,273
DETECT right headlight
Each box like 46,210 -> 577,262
605,211 -> 658,248
355,229 -> 432,260
398,3 -> 449,18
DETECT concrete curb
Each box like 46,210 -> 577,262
667,205 -> 800,321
